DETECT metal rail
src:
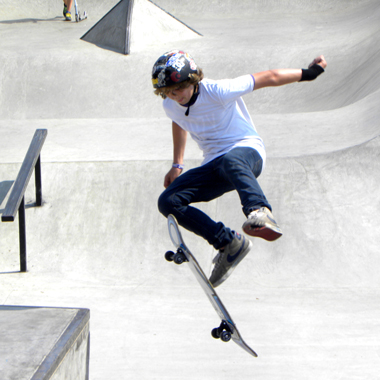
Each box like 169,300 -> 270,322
1,129 -> 48,272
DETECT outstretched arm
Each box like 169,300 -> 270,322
164,121 -> 187,188
253,55 -> 327,90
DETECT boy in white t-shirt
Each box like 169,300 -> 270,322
153,50 -> 327,287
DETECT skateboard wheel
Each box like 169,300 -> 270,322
211,328 -> 220,339
174,252 -> 186,265
165,251 -> 175,262
220,331 -> 232,342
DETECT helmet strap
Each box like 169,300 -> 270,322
184,85 -> 200,117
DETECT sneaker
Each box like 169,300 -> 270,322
65,11 -> 72,21
209,232 -> 252,288
242,207 -> 282,241
63,4 -> 68,17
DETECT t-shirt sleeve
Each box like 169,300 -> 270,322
215,75 -> 255,106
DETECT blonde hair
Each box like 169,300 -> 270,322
154,68 -> 204,99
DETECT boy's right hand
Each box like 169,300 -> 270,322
164,167 -> 182,188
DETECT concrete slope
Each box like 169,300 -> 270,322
1,137 -> 379,287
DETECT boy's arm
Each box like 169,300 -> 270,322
253,55 -> 327,90
164,121 -> 188,188
172,121 -> 187,166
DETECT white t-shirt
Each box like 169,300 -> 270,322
163,75 -> 266,166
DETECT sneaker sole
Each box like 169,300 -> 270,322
243,225 -> 282,241
212,239 -> 252,288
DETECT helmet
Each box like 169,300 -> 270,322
152,50 -> 198,89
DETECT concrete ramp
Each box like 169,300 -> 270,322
81,0 -> 134,55
2,138 -> 379,289
0,306 -> 89,380
81,0 -> 201,54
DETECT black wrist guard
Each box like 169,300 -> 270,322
299,64 -> 325,82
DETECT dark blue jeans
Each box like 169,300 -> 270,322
158,147 -> 271,249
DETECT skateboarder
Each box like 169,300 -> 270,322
153,50 -> 327,287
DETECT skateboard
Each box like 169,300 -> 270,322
74,0 -> 87,22
165,214 -> 258,357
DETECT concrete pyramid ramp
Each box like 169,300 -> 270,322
81,0 -> 201,54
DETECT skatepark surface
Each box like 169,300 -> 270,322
1,0 -> 380,378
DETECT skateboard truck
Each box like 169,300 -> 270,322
165,248 -> 188,265
212,321 -> 232,342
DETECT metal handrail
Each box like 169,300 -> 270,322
1,129 -> 48,272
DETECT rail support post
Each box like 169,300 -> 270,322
18,197 -> 27,272
35,155 -> 43,207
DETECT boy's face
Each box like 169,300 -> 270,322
165,84 -> 195,105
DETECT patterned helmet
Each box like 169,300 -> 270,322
152,50 -> 198,89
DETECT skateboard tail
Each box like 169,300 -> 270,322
233,335 -> 258,357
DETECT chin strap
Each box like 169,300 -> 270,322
184,85 -> 200,116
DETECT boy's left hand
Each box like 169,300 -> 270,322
309,55 -> 327,69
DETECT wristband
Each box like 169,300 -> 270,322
299,64 -> 324,82
172,163 -> 184,170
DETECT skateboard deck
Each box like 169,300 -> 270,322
165,214 -> 258,357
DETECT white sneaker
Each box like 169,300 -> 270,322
242,207 -> 282,241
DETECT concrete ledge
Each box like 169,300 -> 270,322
0,306 -> 90,380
